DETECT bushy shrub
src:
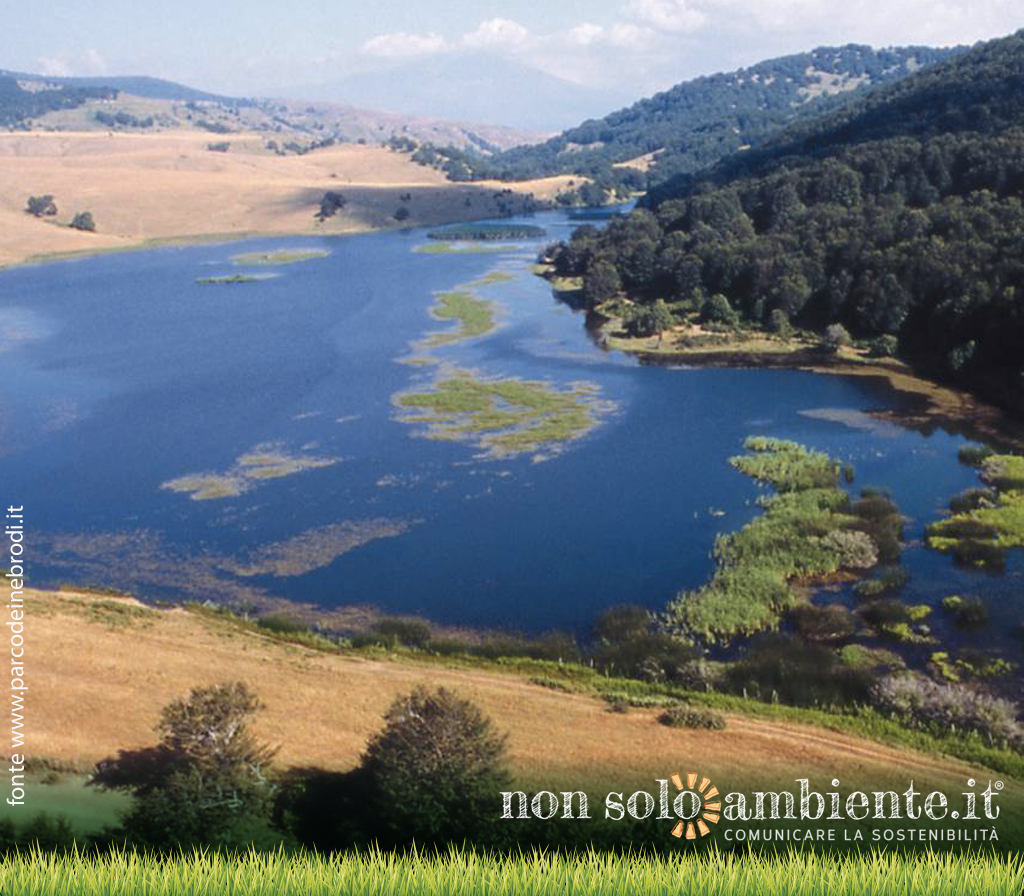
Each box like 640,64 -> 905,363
948,487 -> 997,514
872,673 -> 1024,749
701,293 -> 739,327
821,529 -> 878,569
591,605 -> 697,682
25,194 -> 57,217
91,681 -> 280,849
788,603 -> 856,642
853,566 -> 909,599
372,616 -> 433,648
868,334 -> 898,357
361,687 -> 509,847
316,190 -> 347,221
958,444 -> 994,466
256,614 -> 309,635
70,211 -> 95,232
824,323 -> 851,351
725,635 -> 874,707
658,705 -> 726,730
942,595 -> 988,627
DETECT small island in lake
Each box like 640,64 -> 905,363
425,223 -> 546,241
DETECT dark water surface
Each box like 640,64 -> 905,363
0,210 -> 1020,664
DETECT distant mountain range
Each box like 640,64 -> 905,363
0,69 -> 242,105
0,68 -> 539,150
283,54 -> 635,134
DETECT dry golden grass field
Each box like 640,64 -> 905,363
0,131 -> 577,268
19,583 -> 1022,815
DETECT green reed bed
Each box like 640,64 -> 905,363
667,438 -> 900,643
0,846 -> 1019,896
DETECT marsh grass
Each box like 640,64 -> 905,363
414,242 -> 512,254
927,454 -> 1024,567
424,291 -> 497,345
667,439 -> 899,642
394,373 -> 612,457
161,444 -> 341,500
231,249 -> 329,266
0,846 -> 1019,896
196,274 -> 266,284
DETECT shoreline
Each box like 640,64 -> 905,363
577,308 -> 1024,453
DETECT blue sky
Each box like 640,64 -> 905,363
3,0 -> 1021,98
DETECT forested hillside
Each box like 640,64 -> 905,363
0,75 -> 116,127
546,30 -> 1024,416
443,44 -> 958,194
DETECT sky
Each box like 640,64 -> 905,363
3,0 -> 1021,102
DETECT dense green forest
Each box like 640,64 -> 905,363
0,75 -> 116,127
399,45 -> 959,198
546,30 -> 1024,417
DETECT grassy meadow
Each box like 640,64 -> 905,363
0,847 -> 1020,896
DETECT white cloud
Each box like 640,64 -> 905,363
605,22 -> 659,48
36,57 -> 73,77
566,23 -> 605,46
83,48 -> 107,74
360,31 -> 448,59
627,0 -> 707,33
692,0 -> 1020,44
462,18 -> 531,51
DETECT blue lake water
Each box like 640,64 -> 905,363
1,209 -> 1021,664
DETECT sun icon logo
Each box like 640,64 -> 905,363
668,772 -> 721,839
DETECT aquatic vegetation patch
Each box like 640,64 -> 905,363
666,438 -> 903,643
161,443 -> 341,500
220,519 -> 419,577
36,519 -> 415,609
926,453 -> 1024,568
426,223 -> 546,241
196,274 -> 276,285
929,649 -> 1016,682
421,290 -> 498,346
414,242 -> 512,254
394,371 -> 614,459
231,248 -> 329,266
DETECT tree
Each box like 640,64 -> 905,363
70,211 -> 96,232
582,258 -> 621,305
701,293 -> 739,327
316,191 -> 346,221
626,299 -> 675,338
360,687 -> 509,846
824,323 -> 852,352
91,681 -> 280,849
26,194 -> 57,217
393,206 -> 411,222
768,308 -> 793,339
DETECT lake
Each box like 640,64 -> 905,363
1,209 -> 1020,664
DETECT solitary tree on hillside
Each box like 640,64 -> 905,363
91,681 -> 281,849
25,195 -> 57,217
70,211 -> 96,232
315,191 -> 347,221
361,686 -> 509,846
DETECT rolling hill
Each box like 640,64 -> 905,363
13,585 -> 1021,838
0,69 -> 539,151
